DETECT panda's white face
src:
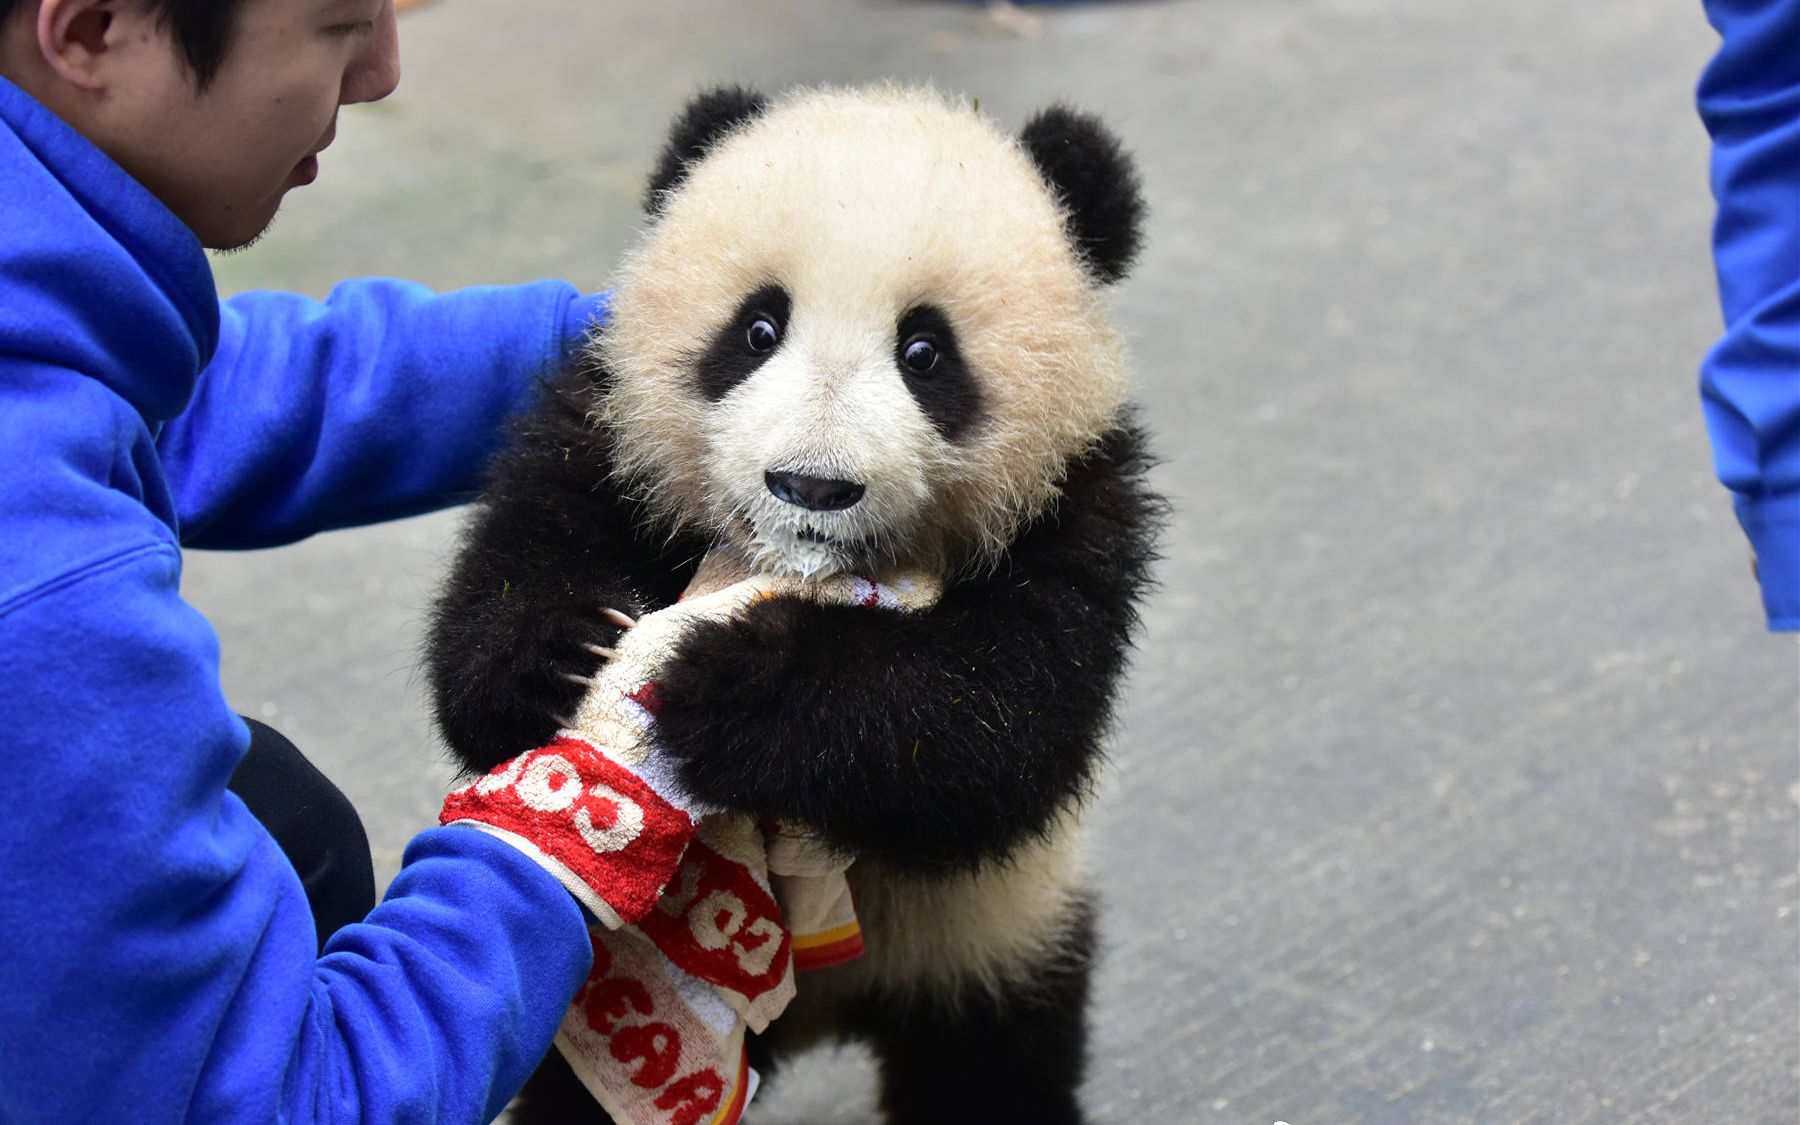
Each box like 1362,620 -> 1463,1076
599,86 -> 1129,578
698,284 -> 955,576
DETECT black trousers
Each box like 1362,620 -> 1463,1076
229,718 -> 377,952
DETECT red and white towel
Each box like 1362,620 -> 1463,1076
444,565 -> 938,1125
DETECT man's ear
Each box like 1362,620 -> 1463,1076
32,0 -> 136,91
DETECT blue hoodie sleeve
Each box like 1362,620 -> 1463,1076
159,278 -> 609,549
1697,0 -> 1800,631
0,537 -> 592,1123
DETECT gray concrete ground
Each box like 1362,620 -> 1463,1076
185,1 -> 1799,1121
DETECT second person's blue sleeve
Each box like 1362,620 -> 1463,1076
1697,0 -> 1800,630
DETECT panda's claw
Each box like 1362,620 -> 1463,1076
561,671 -> 598,689
583,643 -> 619,660
601,607 -> 638,630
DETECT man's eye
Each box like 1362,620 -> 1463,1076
330,21 -> 376,36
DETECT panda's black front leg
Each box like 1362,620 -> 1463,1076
648,424 -> 1161,871
425,364 -> 704,774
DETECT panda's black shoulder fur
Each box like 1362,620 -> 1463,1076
649,420 -> 1166,871
424,351 -> 707,773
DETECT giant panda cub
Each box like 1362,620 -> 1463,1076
426,85 -> 1161,1125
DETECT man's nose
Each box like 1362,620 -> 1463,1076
343,2 -> 402,106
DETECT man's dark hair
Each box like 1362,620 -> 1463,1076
1,0 -> 245,88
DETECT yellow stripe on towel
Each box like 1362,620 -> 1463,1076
711,1047 -> 751,1125
791,920 -> 865,971
791,920 -> 863,950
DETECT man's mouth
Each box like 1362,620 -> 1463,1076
295,124 -> 337,179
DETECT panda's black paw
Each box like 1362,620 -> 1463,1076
432,597 -> 640,773
558,607 -> 638,697
651,597 -> 813,814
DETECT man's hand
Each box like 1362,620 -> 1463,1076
441,737 -> 701,929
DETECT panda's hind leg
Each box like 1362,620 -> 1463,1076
860,899 -> 1095,1125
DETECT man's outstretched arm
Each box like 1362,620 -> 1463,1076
159,278 -> 608,548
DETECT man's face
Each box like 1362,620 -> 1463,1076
106,0 -> 400,249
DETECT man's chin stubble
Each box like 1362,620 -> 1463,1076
204,201 -> 284,255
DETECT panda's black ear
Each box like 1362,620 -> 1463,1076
644,86 -> 770,214
1020,106 -> 1145,285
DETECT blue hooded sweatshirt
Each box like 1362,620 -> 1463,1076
1698,0 -> 1800,631
0,77 -> 601,1122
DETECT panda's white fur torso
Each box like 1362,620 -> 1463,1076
830,805 -> 1090,999
427,84 -> 1158,1125
764,806 -> 1090,1061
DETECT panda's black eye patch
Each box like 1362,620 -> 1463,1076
896,305 -> 982,442
696,284 -> 790,401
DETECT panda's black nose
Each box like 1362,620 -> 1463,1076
765,471 -> 865,512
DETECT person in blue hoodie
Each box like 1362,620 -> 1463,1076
1697,0 -> 1800,633
0,1 -> 623,1121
